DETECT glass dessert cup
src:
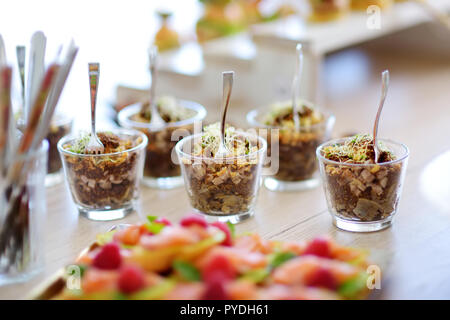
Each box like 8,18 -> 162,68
175,132 -> 267,224
58,129 -> 147,221
118,99 -> 206,189
247,102 -> 335,192
317,138 -> 409,232
45,114 -> 73,187
0,140 -> 48,285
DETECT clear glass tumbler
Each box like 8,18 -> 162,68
118,100 -> 206,189
175,132 -> 267,224
317,138 -> 409,232
16,113 -> 73,187
0,140 -> 48,285
247,102 -> 335,192
58,129 -> 147,221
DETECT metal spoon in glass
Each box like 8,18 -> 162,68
215,71 -> 234,158
373,70 -> 390,163
291,43 -> 303,132
86,62 -> 105,155
147,45 -> 166,129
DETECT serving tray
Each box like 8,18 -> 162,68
29,224 -> 130,300
29,224 -> 389,300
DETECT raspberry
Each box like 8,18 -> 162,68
202,279 -> 229,300
202,255 -> 234,300
118,265 -> 145,294
92,242 -> 122,270
155,217 -> 172,226
211,222 -> 232,246
180,215 -> 208,228
303,237 -> 332,259
306,267 -> 337,290
202,255 -> 236,283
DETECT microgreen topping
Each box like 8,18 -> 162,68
63,132 -> 136,156
323,134 -> 396,164
263,100 -> 324,128
193,123 -> 258,158
137,96 -> 195,123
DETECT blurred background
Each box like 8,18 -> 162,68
1,0 -> 449,144
2,1 -> 450,299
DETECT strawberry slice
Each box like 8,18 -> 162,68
92,242 -> 122,270
155,217 -> 172,226
180,215 -> 208,228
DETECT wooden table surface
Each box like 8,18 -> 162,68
1,26 -> 450,299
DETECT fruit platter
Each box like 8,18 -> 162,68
32,215 -> 374,300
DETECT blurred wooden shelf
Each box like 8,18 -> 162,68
252,0 -> 450,54
153,0 -> 450,113
159,0 -> 450,76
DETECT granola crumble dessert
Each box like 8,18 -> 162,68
135,96 -> 195,123
119,97 -> 204,182
262,101 -> 332,182
59,131 -> 146,211
318,134 -> 405,222
177,123 -> 266,216
46,120 -> 72,174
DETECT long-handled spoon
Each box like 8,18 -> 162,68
86,63 -> 104,155
26,31 -> 46,124
33,41 -> 78,151
0,36 -> 9,173
373,70 -> 390,163
0,67 -> 12,174
291,43 -> 303,132
1,35 -> 19,165
147,45 -> 165,129
215,71 -> 234,158
16,46 -> 26,112
0,35 -> 5,68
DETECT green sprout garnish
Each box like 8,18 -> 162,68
65,133 -> 91,154
323,134 -> 395,164
263,100 -> 323,128
193,123 -> 257,157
